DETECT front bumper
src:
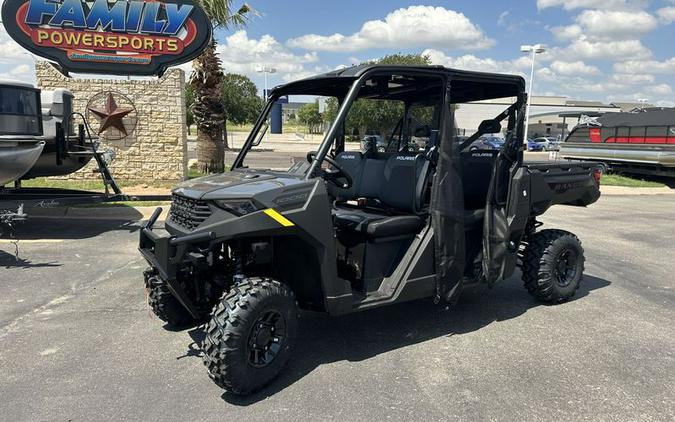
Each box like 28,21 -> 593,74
138,207 -> 215,318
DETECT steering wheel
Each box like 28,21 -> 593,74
306,151 -> 353,189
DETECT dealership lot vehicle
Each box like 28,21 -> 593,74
1,194 -> 673,421
528,136 -> 559,151
467,135 -> 505,151
139,65 -> 601,394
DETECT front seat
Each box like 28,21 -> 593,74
333,153 -> 430,240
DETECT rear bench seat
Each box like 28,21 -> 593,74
331,151 -> 429,239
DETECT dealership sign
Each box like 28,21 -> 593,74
1,0 -> 211,76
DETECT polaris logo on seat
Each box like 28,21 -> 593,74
341,154 -> 357,159
395,155 -> 415,161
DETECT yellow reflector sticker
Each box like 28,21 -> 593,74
263,208 -> 295,227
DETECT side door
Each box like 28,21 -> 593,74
481,96 -> 531,284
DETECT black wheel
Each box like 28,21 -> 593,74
520,229 -> 585,303
146,276 -> 196,327
202,277 -> 298,395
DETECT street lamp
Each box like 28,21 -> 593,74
256,65 -> 277,99
256,65 -> 277,142
520,44 -> 546,142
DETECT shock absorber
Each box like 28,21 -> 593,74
231,242 -> 246,284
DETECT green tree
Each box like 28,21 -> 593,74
190,1 -> 253,174
297,101 -> 323,134
322,53 -> 432,138
221,73 -> 264,147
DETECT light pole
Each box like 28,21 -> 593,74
520,44 -> 546,142
256,65 -> 277,99
256,65 -> 277,142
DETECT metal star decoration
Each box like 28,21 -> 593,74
88,93 -> 133,135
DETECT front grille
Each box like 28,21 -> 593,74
168,194 -> 212,231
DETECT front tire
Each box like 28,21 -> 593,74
520,229 -> 585,303
146,276 -> 196,327
202,277 -> 298,395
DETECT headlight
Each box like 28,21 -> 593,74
213,199 -> 261,216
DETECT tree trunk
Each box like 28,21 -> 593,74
190,40 -> 225,173
196,126 -> 224,173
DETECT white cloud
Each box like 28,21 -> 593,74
287,6 -> 494,52
550,24 -> 583,41
0,63 -> 35,83
0,24 -> 35,83
497,11 -> 510,28
575,10 -> 657,39
614,58 -> 675,74
0,23 -> 33,64
610,73 -> 655,84
657,7 -> 675,24
561,37 -> 651,61
216,31 -> 321,83
645,83 -> 673,96
550,60 -> 600,75
422,49 -> 528,75
537,0 -> 647,10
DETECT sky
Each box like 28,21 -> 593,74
2,0 -> 675,105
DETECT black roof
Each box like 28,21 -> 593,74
598,108 -> 675,127
271,64 -> 526,103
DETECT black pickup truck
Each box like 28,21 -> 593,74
139,65 -> 601,395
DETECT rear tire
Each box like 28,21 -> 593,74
202,277 -> 298,395
146,276 -> 196,327
520,229 -> 585,303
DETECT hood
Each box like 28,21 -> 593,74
173,169 -> 306,200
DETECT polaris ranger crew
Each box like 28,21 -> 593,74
139,65 -> 601,395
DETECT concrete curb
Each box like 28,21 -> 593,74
20,186 -> 673,221
599,186 -> 675,195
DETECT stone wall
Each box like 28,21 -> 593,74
35,61 -> 187,182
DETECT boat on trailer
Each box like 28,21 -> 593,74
0,80 -> 45,186
560,107 -> 675,177
0,80 -> 98,187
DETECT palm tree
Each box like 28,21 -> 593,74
190,1 -> 252,174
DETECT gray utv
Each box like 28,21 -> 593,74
139,65 -> 601,395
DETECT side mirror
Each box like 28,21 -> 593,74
478,119 -> 501,134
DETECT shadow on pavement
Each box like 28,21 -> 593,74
178,274 -> 610,404
1,218 -> 141,240
0,249 -> 62,268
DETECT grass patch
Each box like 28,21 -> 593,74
601,173 -> 665,188
187,168 -> 207,179
20,178 -> 176,190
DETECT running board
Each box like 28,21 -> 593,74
353,226 -> 436,310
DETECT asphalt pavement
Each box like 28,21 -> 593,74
0,195 -> 673,421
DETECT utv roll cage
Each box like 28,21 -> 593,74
231,64 -> 528,300
231,64 -> 526,174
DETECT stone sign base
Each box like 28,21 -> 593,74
36,61 -> 188,183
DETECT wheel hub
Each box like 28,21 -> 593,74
554,249 -> 577,287
247,310 -> 286,367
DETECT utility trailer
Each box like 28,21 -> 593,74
139,65 -> 601,395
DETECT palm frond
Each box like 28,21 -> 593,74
194,0 -> 257,29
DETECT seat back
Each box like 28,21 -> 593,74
460,150 -> 498,210
332,151 -> 366,201
334,151 -> 429,214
